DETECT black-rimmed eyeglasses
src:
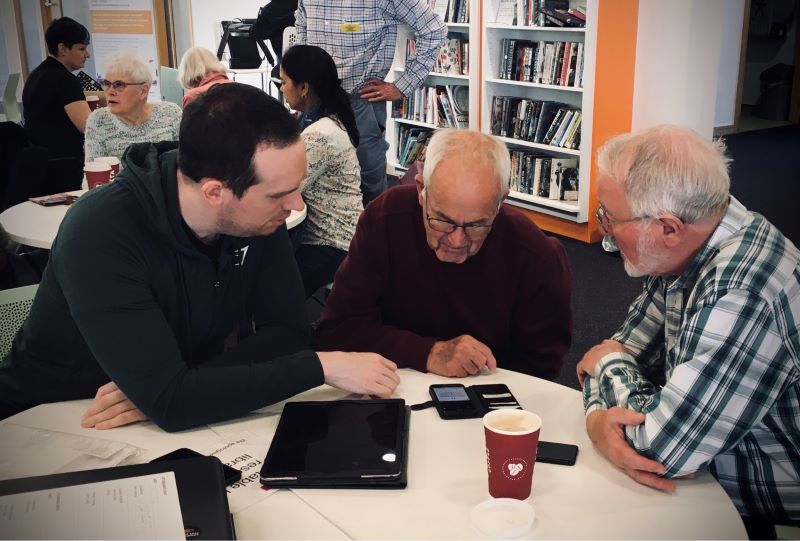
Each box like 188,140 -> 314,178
100,79 -> 147,91
425,196 -> 495,238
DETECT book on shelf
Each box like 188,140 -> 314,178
568,6 -> 586,21
497,39 -> 583,86
549,158 -> 578,200
432,0 -> 449,21
541,7 -> 585,27
397,125 -> 434,167
495,0 -> 516,24
489,97 -> 578,149
393,84 -> 468,129
431,0 -> 469,23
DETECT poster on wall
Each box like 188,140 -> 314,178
88,0 -> 161,101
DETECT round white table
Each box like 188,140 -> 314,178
0,369 -> 746,539
0,190 -> 307,250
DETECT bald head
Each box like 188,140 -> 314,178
422,129 -> 510,205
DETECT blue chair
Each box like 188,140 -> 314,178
159,66 -> 184,106
1,74 -> 22,124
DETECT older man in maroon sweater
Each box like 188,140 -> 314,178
316,129 -> 572,379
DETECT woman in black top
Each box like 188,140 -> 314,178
22,17 -> 92,192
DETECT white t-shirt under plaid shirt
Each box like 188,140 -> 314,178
584,197 -> 800,522
295,0 -> 447,96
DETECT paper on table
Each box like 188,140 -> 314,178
0,471 -> 185,540
0,423 -> 140,481
199,431 -> 274,514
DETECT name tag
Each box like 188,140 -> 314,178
340,22 -> 361,33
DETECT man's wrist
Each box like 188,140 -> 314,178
595,350 -> 636,379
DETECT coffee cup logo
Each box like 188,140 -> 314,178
502,458 -> 527,480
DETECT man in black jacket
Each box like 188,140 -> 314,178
0,83 -> 399,432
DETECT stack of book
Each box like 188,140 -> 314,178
498,39 -> 584,87
431,0 -> 470,23
490,97 -> 581,149
509,150 -> 579,201
494,0 -> 585,27
392,85 -> 469,129
397,126 -> 434,167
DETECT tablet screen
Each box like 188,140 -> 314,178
262,400 -> 407,482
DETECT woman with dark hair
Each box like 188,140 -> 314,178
22,17 -> 92,191
279,44 -> 363,298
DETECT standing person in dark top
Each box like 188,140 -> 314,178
22,17 -> 92,192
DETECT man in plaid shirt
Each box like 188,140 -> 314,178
295,0 -> 446,203
578,125 -> 799,539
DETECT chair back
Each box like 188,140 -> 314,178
0,284 -> 37,360
283,26 -> 297,53
159,66 -> 183,106
2,73 -> 22,124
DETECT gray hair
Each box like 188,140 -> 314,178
102,51 -> 152,86
596,124 -> 731,223
422,129 -> 510,203
178,46 -> 227,89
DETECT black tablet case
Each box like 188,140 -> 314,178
0,456 -> 235,540
260,399 -> 410,489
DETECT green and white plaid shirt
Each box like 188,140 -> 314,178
584,197 -> 800,522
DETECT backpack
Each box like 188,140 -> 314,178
252,0 -> 298,58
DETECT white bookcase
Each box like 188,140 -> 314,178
386,0 -> 481,176
481,0 -> 595,223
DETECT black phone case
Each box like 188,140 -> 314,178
467,383 -> 522,417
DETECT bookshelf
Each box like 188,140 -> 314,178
386,0 -> 481,174
480,0 -> 639,242
481,0 -> 591,225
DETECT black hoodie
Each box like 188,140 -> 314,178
0,142 -> 323,431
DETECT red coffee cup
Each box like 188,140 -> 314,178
84,161 -> 112,189
95,156 -> 120,179
86,95 -> 100,111
483,409 -> 542,500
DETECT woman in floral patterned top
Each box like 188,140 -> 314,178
279,45 -> 363,297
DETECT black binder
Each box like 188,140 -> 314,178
0,456 -> 235,540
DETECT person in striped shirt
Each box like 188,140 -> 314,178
294,0 -> 447,204
577,124 -> 799,539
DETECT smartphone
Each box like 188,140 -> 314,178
150,448 -> 242,486
537,441 -> 579,466
429,384 -> 481,419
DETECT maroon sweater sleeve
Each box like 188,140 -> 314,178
315,199 -> 437,370
505,235 -> 572,380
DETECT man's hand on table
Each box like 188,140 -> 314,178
318,351 -> 400,398
576,339 -> 628,386
81,381 -> 148,429
586,407 -> 676,493
426,335 -> 498,377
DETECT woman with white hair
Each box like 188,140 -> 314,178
178,46 -> 232,107
84,52 -> 181,163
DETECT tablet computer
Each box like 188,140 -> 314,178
260,399 -> 409,489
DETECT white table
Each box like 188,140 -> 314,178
0,190 -> 307,250
0,369 -> 746,539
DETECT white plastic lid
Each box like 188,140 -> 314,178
470,498 -> 535,539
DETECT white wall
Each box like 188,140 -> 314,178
715,0 -> 745,127
20,1 -> 45,75
632,0 -> 726,139
189,0 -> 265,55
